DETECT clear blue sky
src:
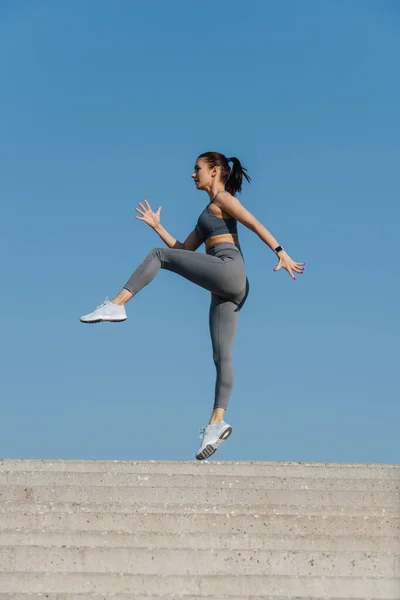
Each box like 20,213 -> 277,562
1,0 -> 399,464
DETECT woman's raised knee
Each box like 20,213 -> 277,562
148,247 -> 164,259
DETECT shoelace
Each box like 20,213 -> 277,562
199,423 -> 222,439
96,297 -> 109,310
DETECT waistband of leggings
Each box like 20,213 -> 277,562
206,242 -> 241,256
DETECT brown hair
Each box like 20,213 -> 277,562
198,151 -> 251,195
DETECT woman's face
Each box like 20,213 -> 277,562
192,158 -> 215,191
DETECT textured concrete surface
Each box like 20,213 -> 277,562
0,596 -> 394,600
0,459 -> 399,599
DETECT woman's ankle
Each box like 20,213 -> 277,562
112,288 -> 133,306
208,408 -> 226,425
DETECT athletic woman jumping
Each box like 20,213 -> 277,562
80,152 -> 305,460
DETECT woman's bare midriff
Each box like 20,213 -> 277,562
205,233 -> 239,251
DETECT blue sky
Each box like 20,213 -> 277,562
1,0 -> 399,464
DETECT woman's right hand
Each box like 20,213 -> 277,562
135,200 -> 162,229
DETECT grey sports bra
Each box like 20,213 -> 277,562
195,204 -> 238,242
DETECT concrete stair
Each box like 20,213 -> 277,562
0,459 -> 399,599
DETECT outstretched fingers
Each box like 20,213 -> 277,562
274,256 -> 306,280
293,264 -> 305,274
135,205 -> 145,221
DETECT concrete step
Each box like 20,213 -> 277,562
0,596 -> 391,600
0,545 -> 398,577
1,510 -> 398,536
1,460 -> 398,598
1,459 -> 399,479
1,529 -> 398,552
0,572 -> 398,597
2,499 -> 398,516
1,484 -> 398,507
1,470 -> 399,492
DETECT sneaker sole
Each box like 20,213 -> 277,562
80,316 -> 127,324
195,426 -> 232,461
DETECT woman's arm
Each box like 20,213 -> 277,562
215,192 -> 280,251
154,224 -> 202,250
135,200 -> 202,250
215,192 -> 305,279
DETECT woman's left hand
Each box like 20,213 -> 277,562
274,252 -> 305,280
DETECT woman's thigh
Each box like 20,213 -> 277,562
159,247 -> 246,300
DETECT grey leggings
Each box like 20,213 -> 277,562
123,243 -> 249,410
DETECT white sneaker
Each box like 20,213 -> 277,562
80,297 -> 127,324
196,421 -> 232,460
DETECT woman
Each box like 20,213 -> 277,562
80,152 -> 305,460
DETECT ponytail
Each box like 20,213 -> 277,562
198,151 -> 251,196
225,156 -> 251,195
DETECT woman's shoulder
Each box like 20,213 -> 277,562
213,190 -> 238,209
214,190 -> 235,204
211,191 -> 237,220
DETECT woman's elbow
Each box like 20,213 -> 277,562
173,241 -> 185,250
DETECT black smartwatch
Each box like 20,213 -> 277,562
274,245 -> 284,255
